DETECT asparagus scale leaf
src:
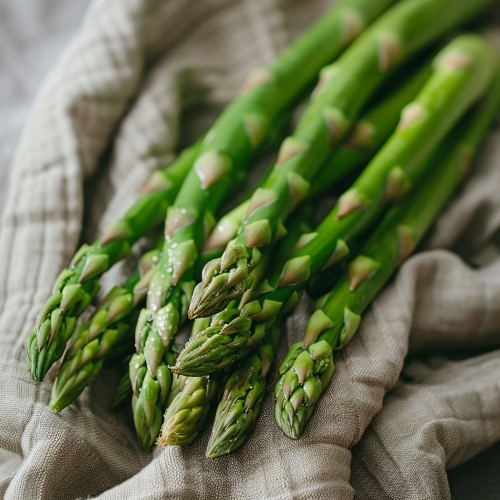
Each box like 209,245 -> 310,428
275,71 -> 500,438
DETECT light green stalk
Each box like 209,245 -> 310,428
156,317 -> 217,447
197,61 -> 432,317
132,0 -> 394,449
26,143 -> 200,381
130,347 -> 178,450
175,35 -> 497,377
204,207 -> 313,456
275,72 -> 500,438
49,247 -> 160,412
206,320 -> 281,458
188,0 -> 493,320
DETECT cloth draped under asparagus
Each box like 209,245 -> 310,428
1,0 -> 500,499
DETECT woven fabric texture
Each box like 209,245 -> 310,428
1,1 -> 500,498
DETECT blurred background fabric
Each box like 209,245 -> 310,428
0,0 -> 499,498
0,0 -> 88,212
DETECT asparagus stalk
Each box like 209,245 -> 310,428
130,346 -> 178,450
175,34 -> 497,376
132,0 -> 394,449
275,72 -> 500,438
49,247 -> 160,412
206,315 -> 282,458
311,61 -> 432,195
189,0 -> 494,320
26,143 -> 200,382
156,318 -> 219,447
156,373 -> 219,446
205,212 -> 314,457
197,61 -> 433,318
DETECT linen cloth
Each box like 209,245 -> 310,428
1,0 -> 500,498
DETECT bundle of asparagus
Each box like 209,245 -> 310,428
25,0 -> 499,459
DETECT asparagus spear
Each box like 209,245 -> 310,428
132,0 -> 394,449
175,35 -> 497,377
189,0 -> 494,320
26,143 -> 200,382
197,62 -> 433,318
130,346 -> 178,450
49,247 -> 160,412
206,215 -> 310,458
161,208 -> 310,452
275,72 -> 500,438
157,235 -> 288,448
205,316 -> 283,459
156,373 -> 219,446
156,318 -> 219,447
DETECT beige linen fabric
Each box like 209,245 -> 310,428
1,0 -> 500,498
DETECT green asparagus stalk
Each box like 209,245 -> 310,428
175,34 -> 497,377
202,60 -> 433,250
49,247 -> 160,412
26,143 -> 200,382
203,208 -> 312,455
275,72 -> 500,438
188,0 -> 493,320
206,322 -> 281,458
132,0 -> 394,449
198,61 -> 433,317
311,61 -> 432,195
156,318 -> 218,447
130,347 -> 178,450
156,373 -> 219,446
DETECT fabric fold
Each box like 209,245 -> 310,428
0,0 -> 499,499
